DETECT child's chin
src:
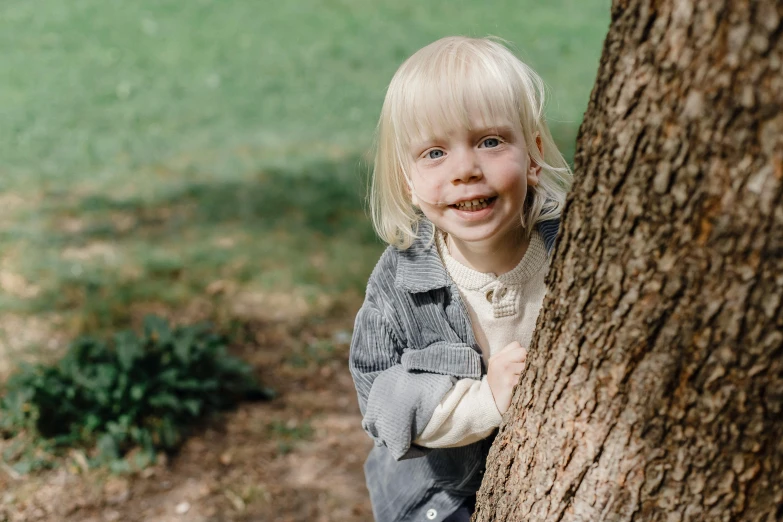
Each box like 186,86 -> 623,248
442,226 -> 497,244
446,221 -> 523,243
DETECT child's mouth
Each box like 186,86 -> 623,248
450,196 -> 496,211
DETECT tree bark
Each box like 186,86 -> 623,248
474,1 -> 783,520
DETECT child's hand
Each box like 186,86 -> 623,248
487,341 -> 527,415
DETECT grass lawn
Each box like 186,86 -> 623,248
0,0 -> 609,350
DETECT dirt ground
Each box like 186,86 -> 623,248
0,300 -> 375,522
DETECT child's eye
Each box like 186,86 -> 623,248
480,138 -> 501,148
426,149 -> 445,159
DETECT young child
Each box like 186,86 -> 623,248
349,36 -> 572,522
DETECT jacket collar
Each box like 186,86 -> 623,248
395,218 -> 560,293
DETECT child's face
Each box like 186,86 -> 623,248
408,117 -> 541,249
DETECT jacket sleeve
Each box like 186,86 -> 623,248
349,302 -> 456,461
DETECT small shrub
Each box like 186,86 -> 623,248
0,315 -> 273,470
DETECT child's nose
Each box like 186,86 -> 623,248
452,150 -> 482,183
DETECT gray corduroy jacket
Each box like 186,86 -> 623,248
349,219 -> 559,522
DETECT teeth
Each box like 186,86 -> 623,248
455,198 -> 490,210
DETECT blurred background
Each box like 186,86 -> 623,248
0,1 -> 609,520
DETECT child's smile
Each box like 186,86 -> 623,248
450,196 -> 496,211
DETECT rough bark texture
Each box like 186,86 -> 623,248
474,1 -> 783,520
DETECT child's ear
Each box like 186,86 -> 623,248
527,134 -> 544,187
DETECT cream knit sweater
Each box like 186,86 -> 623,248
414,229 -> 549,448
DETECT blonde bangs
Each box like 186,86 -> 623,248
371,36 -> 573,249
391,51 -> 520,151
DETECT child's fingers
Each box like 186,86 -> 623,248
501,341 -> 523,352
508,362 -> 526,375
501,346 -> 527,364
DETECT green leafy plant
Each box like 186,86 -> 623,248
0,315 -> 273,470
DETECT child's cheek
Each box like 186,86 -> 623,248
428,185 -> 450,207
501,161 -> 529,190
413,170 -> 445,202
427,181 -> 446,199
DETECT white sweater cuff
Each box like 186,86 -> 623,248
415,376 -> 503,448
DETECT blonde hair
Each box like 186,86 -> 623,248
369,36 -> 572,249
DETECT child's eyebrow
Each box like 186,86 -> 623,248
409,137 -> 440,154
471,124 -> 515,136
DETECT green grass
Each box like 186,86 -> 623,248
0,0 -> 609,341
6,158 -> 379,334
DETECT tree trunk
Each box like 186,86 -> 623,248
474,1 -> 783,520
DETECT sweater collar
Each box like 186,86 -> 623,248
395,218 -> 559,293
437,229 -> 548,290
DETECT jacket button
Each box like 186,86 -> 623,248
426,508 -> 438,520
